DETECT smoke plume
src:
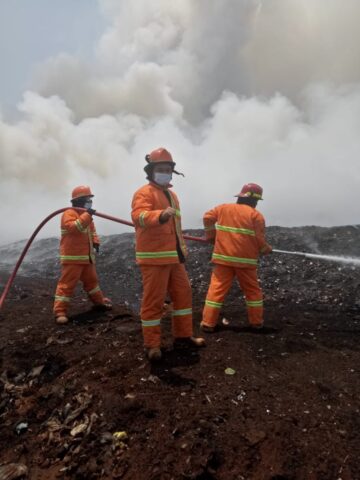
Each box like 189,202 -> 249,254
1,0 -> 360,244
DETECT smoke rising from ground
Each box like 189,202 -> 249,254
1,0 -> 360,244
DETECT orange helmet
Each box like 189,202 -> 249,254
71,185 -> 94,201
235,183 -> 263,200
145,148 -> 175,166
144,147 -> 185,178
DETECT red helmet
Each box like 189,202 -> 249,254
235,183 -> 263,200
71,185 -> 94,201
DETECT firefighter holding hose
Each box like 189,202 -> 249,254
53,186 -> 112,324
131,148 -> 205,361
201,183 -> 272,332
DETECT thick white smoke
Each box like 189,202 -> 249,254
1,0 -> 360,245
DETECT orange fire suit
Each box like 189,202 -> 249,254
202,203 -> 272,328
53,208 -> 107,317
131,182 -> 193,348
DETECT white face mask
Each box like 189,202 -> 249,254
154,172 -> 172,186
84,200 -> 93,209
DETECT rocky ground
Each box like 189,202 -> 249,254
0,225 -> 359,479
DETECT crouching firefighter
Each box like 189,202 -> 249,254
53,186 -> 112,325
201,183 -> 272,332
131,148 -> 205,361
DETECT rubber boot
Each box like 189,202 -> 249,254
92,297 -> 112,311
200,322 -> 216,333
174,336 -> 206,348
250,322 -> 264,330
146,347 -> 162,362
189,336 -> 206,347
56,315 -> 69,325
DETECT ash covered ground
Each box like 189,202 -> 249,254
0,225 -> 360,479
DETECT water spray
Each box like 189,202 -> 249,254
273,249 -> 360,266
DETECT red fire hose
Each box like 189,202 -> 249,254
0,208 -> 208,311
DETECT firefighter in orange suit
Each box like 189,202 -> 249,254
201,183 -> 272,332
131,148 -> 205,361
53,186 -> 112,324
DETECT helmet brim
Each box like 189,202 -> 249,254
234,194 -> 263,200
71,194 -> 94,201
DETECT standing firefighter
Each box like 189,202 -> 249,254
53,186 -> 112,324
201,183 -> 272,332
131,148 -> 205,361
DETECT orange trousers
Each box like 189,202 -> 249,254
53,264 -> 106,316
202,264 -> 264,327
140,264 -> 193,348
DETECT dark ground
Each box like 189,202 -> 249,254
0,226 -> 359,479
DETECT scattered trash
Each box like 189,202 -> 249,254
64,393 -> 92,425
100,432 -> 113,444
124,393 -> 136,400
147,374 -> 159,384
55,338 -> 74,345
15,422 -> 28,435
113,431 -> 128,441
28,365 -> 44,379
113,431 -> 128,449
237,390 -> 246,402
225,368 -> 236,375
16,327 -> 31,334
222,317 -> 230,325
0,463 -> 28,480
13,372 -> 26,383
70,416 -> 90,437
245,429 -> 266,446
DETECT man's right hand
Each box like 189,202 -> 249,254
159,207 -> 176,223
87,208 -> 96,216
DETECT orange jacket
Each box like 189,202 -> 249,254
203,203 -> 271,269
131,183 -> 187,265
60,209 -> 99,264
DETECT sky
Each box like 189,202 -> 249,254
0,0 -> 106,113
1,0 -> 360,245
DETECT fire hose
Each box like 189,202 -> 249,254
3,209 -> 357,311
0,208 -> 207,311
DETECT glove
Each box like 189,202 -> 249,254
93,243 -> 100,253
87,208 -> 96,216
261,244 -> 273,255
159,207 -> 176,223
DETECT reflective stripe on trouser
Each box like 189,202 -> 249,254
202,264 -> 263,327
53,263 -> 105,316
140,264 -> 193,348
